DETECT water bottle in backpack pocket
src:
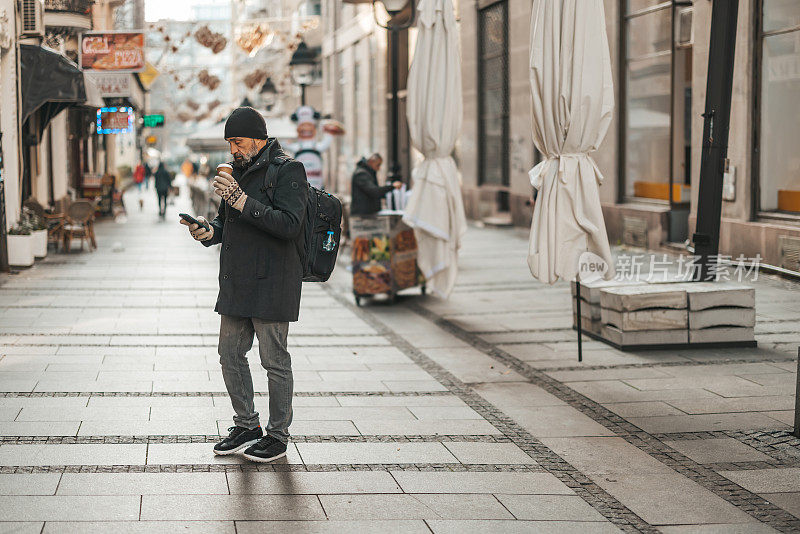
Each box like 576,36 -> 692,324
301,186 -> 343,282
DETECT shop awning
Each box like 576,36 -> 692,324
19,44 -> 86,130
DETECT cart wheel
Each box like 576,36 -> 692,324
355,295 -> 362,307
421,284 -> 427,296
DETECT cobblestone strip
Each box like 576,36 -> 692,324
533,356 -> 797,373
0,391 -> 451,398
326,288 -> 657,534
706,461 -> 800,471
0,463 -> 544,474
405,301 -> 800,532
0,435 -> 512,445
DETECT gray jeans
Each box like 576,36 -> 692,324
218,315 -> 293,443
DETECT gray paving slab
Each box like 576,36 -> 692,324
140,494 -> 326,520
719,469 -> 800,493
547,367 -> 674,382
353,418 -> 502,435
390,471 -> 573,495
295,442 -> 458,464
602,401 -> 685,418
146,443 -> 303,465
0,444 -> 147,466
420,347 -> 524,382
658,524 -> 779,534
441,442 -> 535,464
0,422 -> 81,436
57,472 -> 229,495
664,395 -> 796,414
628,412 -> 789,433
78,419 -> 220,436
0,495 -> 140,521
541,437 -> 673,476
334,395 -> 466,407
227,471 -> 401,494
663,438 -> 774,464
0,523 -> 43,534
16,406 -> 151,421
318,493 -> 513,520
40,522 -> 236,534
471,382 -> 567,408
235,520 -> 430,534
763,493 -> 800,518
502,405 -> 615,437
426,520 -> 621,534
0,474 -> 60,495
407,406 -> 484,420
595,473 -> 759,526
495,494 -> 609,521
567,380 -> 719,403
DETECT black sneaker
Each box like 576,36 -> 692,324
213,426 -> 263,455
242,435 -> 288,463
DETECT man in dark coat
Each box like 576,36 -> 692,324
153,162 -> 172,219
350,154 -> 401,216
180,107 -> 308,463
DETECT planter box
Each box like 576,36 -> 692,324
7,234 -> 34,267
32,229 -> 47,258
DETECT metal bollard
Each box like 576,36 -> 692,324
795,347 -> 799,438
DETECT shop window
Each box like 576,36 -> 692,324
757,0 -> 800,215
621,1 -> 692,206
477,0 -> 509,210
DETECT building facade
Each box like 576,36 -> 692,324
0,0 -> 147,270
458,0 -> 800,272
320,0 -> 414,196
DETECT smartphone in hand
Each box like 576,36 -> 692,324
179,213 -> 209,231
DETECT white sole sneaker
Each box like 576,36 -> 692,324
213,438 -> 260,456
242,450 -> 287,463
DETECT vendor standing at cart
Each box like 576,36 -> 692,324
350,154 -> 402,216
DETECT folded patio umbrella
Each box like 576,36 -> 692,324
527,0 -> 615,284
402,0 -> 466,298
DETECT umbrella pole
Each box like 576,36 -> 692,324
576,278 -> 583,362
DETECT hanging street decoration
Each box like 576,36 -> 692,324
194,25 -> 227,54
198,69 -> 221,90
236,23 -> 274,56
243,69 -> 268,90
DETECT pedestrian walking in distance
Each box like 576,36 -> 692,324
154,162 -> 172,219
180,107 -> 308,463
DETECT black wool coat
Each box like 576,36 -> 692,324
350,158 -> 394,216
202,139 -> 308,322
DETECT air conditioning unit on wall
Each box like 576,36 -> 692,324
18,0 -> 44,38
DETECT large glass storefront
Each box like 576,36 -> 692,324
477,0 -> 509,211
622,1 -> 692,208
757,0 -> 800,215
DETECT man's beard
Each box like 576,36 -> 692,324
232,144 -> 260,169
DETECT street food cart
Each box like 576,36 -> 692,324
350,211 -> 425,305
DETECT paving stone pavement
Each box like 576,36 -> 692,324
0,190 -> 798,533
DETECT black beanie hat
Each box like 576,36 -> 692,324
224,107 -> 268,140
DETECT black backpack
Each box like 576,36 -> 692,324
267,157 -> 342,283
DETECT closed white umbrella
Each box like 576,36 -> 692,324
527,0 -> 615,284
402,0 -> 466,298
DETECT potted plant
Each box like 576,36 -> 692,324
28,213 -> 48,258
7,222 -> 34,267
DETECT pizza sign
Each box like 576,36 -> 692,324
80,32 -> 145,72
